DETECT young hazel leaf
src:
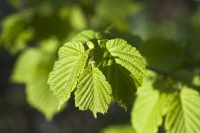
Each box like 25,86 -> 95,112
48,41 -> 89,109
165,86 -> 200,133
75,67 -> 112,118
104,38 -> 146,108
131,79 -> 169,133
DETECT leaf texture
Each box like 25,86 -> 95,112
131,79 -> 169,133
165,86 -> 200,133
75,67 -> 112,118
48,41 -> 89,108
104,38 -> 146,108
12,48 -> 59,120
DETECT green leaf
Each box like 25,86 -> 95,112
185,35 -> 200,62
139,38 -> 184,71
102,26 -> 143,48
71,30 -> 97,43
165,86 -> 200,133
104,38 -> 146,108
11,48 -> 43,83
40,37 -> 59,54
131,78 -> 169,133
75,67 -> 112,118
69,5 -> 87,30
48,41 -> 89,109
96,0 -> 142,20
0,13 -> 32,54
101,124 -> 135,133
26,67 -> 59,121
12,48 -> 59,120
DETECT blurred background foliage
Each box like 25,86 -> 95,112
0,0 -> 200,133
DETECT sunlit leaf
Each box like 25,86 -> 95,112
165,86 -> 200,133
48,30 -> 146,117
131,77 -> 170,133
48,41 -> 89,109
75,67 -> 112,118
104,38 -> 146,108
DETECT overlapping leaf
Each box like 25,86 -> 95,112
48,41 -> 89,108
165,86 -> 200,133
131,78 -> 169,133
75,67 -> 112,118
104,39 -> 146,108
48,31 -> 146,116
103,57 -> 138,108
71,30 -> 97,43
12,48 -> 59,120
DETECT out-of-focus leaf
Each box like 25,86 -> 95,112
31,12 -> 71,40
172,70 -> 200,92
40,36 -> 59,54
165,86 -> 200,133
172,70 -> 195,86
69,5 -> 87,30
12,48 -> 59,120
185,35 -> 200,62
96,0 -> 142,20
193,75 -> 200,87
139,38 -> 184,71
0,13 -> 33,54
131,77 -> 170,133
101,124 -> 135,133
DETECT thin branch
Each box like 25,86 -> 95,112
146,66 -> 172,76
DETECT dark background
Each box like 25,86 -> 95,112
0,0 -> 200,133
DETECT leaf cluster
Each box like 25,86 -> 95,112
48,30 -> 146,117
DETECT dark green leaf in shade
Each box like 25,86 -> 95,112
104,38 -> 146,108
139,38 -> 184,71
185,35 -> 200,62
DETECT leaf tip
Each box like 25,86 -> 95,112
93,112 -> 98,118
